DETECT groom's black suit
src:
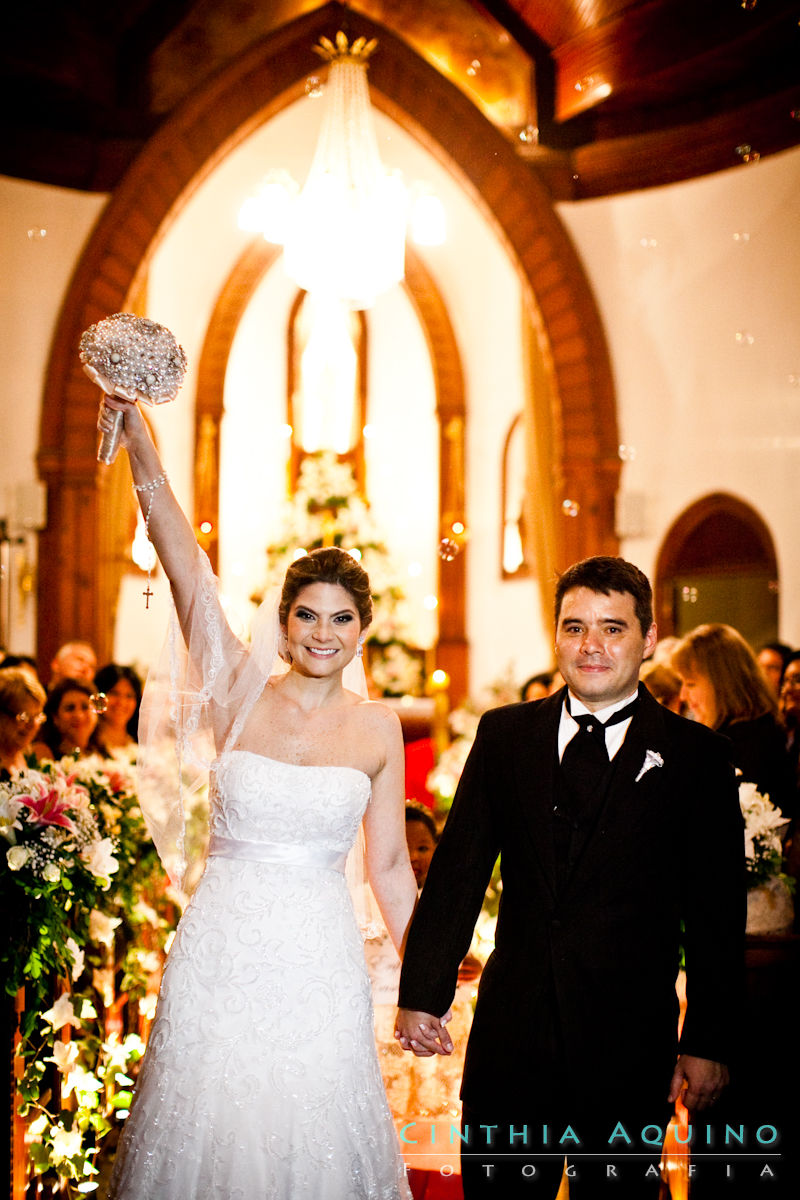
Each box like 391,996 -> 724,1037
398,684 -> 744,1193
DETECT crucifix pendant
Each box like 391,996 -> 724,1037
143,581 -> 154,609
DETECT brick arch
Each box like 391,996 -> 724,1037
655,492 -> 779,638
37,0 -> 618,670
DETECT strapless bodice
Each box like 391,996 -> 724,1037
209,749 -> 371,860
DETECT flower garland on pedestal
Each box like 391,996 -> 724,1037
251,451 -> 424,696
739,779 -> 795,935
1,754 -> 176,1195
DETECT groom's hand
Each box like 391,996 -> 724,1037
395,1008 -> 453,1057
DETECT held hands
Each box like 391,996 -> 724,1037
668,1054 -> 729,1112
395,1008 -> 454,1057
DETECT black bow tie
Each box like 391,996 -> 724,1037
560,696 -> 639,807
565,695 -> 639,754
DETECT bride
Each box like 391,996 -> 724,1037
101,395 -> 417,1199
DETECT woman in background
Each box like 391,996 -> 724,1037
32,677 -> 108,761
0,667 -> 47,775
672,623 -> 793,815
94,663 -> 142,751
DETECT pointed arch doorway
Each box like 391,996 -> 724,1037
655,493 -> 779,648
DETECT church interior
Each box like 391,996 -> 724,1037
2,1 -> 799,1196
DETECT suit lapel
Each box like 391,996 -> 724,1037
512,691 -> 563,900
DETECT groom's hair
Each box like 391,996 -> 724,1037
554,556 -> 653,636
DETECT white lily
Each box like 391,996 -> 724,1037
635,749 -> 664,783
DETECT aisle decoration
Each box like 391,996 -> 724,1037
251,450 -> 423,695
2,754 -> 174,1196
425,670 -> 521,959
739,779 -> 794,934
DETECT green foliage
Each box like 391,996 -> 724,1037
2,753 -> 175,1196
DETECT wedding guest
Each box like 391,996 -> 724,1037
672,624 -> 794,816
640,659 -> 683,714
757,641 -> 794,697
0,653 -> 40,677
49,640 -> 97,687
94,663 -> 142,750
0,667 -> 46,775
520,671 -> 553,702
779,653 -> 800,825
32,677 -> 108,761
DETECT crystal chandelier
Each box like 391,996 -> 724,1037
240,32 -> 444,310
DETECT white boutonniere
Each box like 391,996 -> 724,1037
635,749 -> 664,783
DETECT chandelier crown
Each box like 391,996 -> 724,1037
313,32 -> 379,65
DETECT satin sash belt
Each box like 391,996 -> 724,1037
208,833 -> 347,873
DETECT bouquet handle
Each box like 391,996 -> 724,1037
97,407 -> 124,465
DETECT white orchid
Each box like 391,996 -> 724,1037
89,908 -> 122,947
47,1039 -> 79,1073
61,1064 -> 103,1102
42,993 -> 78,1031
64,936 -> 85,981
49,1125 -> 83,1163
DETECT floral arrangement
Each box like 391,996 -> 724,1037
738,779 -> 791,889
251,451 -> 422,695
426,667 -> 520,813
424,670 -> 522,961
1,754 -> 175,1195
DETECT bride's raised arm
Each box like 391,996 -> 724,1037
99,395 -> 206,636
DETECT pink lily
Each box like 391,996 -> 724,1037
19,783 -> 76,833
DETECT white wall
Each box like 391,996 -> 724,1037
558,147 -> 800,644
0,176 -> 107,655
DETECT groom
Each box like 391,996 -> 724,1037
396,556 -> 744,1198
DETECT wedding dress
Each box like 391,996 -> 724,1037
107,550 -> 411,1199
108,749 -> 412,1198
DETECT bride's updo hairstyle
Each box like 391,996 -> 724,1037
279,547 -> 373,631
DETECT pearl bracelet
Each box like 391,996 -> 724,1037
133,470 -> 168,495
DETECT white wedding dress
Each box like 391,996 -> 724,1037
107,748 -> 412,1199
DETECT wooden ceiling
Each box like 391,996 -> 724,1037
2,0 -> 798,199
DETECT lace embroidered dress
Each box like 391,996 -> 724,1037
107,554 -> 411,1199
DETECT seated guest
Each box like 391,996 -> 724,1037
32,677 -> 108,761
757,641 -> 794,697
49,641 -> 97,687
672,623 -> 794,817
94,663 -> 142,750
0,667 -> 47,775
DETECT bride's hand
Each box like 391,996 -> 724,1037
98,394 -> 147,452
